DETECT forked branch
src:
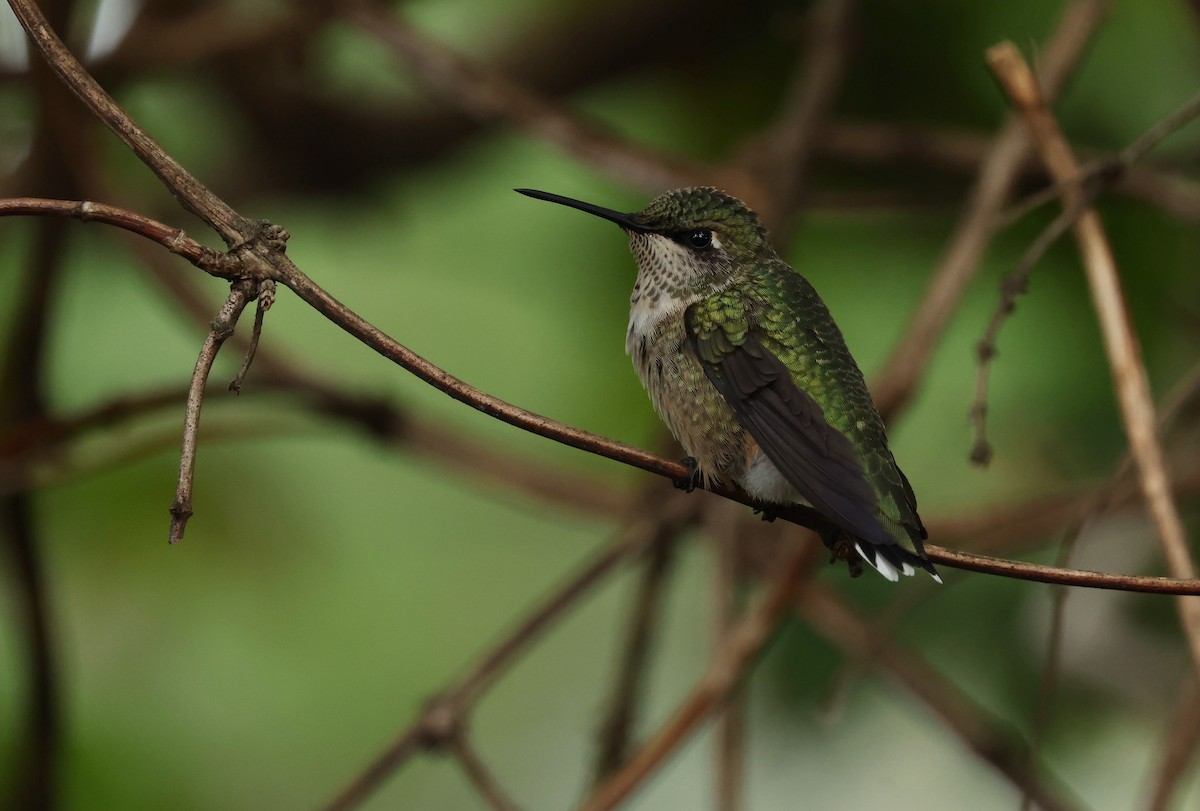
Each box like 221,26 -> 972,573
986,41 -> 1200,675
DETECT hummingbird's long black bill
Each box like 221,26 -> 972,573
514,188 -> 651,233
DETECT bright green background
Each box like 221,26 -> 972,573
1,0 -> 1199,808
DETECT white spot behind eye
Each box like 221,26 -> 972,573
710,233 -> 723,251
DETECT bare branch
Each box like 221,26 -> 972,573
20,0 -> 1196,593
259,245 -> 1200,591
871,0 -> 1110,421
93,198 -> 631,519
705,501 -> 748,811
2,194 -> 1196,589
1025,359 -> 1200,810
0,197 -> 234,275
929,547 -> 1200,594
105,3 -> 330,75
1142,679 -> 1200,811
448,734 -> 525,811
6,0 -> 250,243
969,194 -> 1093,465
593,508 -> 680,781
0,200 -> 70,811
168,282 -> 256,543
5,368 -> 1198,595
578,542 -> 820,811
797,586 -> 1089,811
229,280 -> 275,393
1119,90 -> 1200,167
9,4 -> 1199,810
997,89 -> 1200,231
342,1 -> 710,193
969,91 -> 1200,456
987,40 -> 1200,675
747,0 -> 856,232
321,500 -> 698,811
0,379 -> 632,518
821,120 -> 1200,225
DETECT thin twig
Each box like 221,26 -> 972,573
749,0 -> 856,233
816,583 -> 932,728
342,0 -> 709,193
1119,90 -> 1200,167
7,9 -> 1190,811
230,280 -> 275,393
927,547 -> 1200,594
927,451 -> 1200,558
797,586 -> 1089,811
1142,678 -> 1200,811
321,499 -> 698,811
0,197 -> 233,274
0,380 -> 631,518
1025,359 -> 1200,810
282,201 -> 1200,596
820,120 -> 1200,224
4,192 -> 1198,590
6,0 -> 251,243
999,89 -> 1200,229
168,282 -> 256,543
871,0 -> 1110,421
968,193 -> 1093,465
3,369 -> 1197,594
976,89 -> 1200,446
579,541 -> 820,811
0,499 -> 58,809
0,206 -> 72,811
705,500 -> 747,811
448,734 -> 525,811
215,243 -> 1200,591
593,509 -> 681,782
105,3 -> 330,75
99,207 -> 631,519
1021,564 -> 1072,811
987,40 -> 1200,677
12,5 -> 1195,590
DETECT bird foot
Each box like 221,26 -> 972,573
752,507 -> 779,523
673,457 -> 701,493
821,530 -> 863,578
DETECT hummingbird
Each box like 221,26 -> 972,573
515,186 -> 938,583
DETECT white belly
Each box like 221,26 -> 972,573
741,450 -> 803,505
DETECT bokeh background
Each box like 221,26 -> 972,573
1,0 -> 1199,809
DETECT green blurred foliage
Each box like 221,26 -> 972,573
1,0 -> 1198,809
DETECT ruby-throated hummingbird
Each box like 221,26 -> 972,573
516,186 -> 938,583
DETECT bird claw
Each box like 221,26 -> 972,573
821,529 -> 863,577
673,457 -> 701,493
752,507 -> 778,523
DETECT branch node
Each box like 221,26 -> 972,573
229,220 -> 291,256
167,498 -> 192,545
417,696 -> 463,752
969,440 -> 994,468
259,221 -> 291,253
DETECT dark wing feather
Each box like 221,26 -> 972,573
690,327 -> 892,548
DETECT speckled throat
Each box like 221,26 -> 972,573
623,231 -> 747,484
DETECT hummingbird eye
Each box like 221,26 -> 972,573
683,229 -> 713,250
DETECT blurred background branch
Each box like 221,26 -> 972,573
1,0 -> 1198,810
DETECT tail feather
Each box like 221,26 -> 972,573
855,542 -> 941,584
